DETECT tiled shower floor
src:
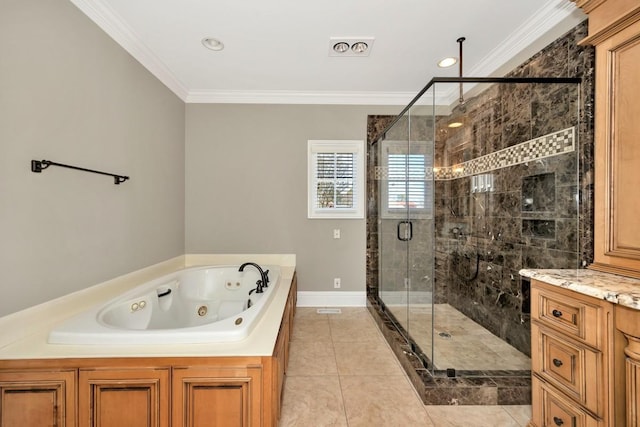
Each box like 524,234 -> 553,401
385,303 -> 531,371
279,307 -> 531,426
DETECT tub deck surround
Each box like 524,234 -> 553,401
0,255 -> 187,351
0,254 -> 296,359
519,268 -> 640,309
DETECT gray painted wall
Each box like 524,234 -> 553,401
0,0 -> 186,316
185,104 -> 400,293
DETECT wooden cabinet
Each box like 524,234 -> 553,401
572,0 -> 640,278
78,367 -> 169,427
0,272 -> 297,427
0,370 -> 76,427
532,376 -> 601,427
529,280 -> 614,427
615,304 -> 640,427
172,365 -> 262,427
269,272 -> 296,425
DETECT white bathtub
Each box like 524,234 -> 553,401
48,264 -> 280,345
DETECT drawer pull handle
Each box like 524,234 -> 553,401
553,416 -> 564,426
553,358 -> 563,367
552,309 -> 563,318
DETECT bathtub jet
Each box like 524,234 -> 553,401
47,265 -> 280,345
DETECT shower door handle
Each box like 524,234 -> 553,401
397,221 -> 413,241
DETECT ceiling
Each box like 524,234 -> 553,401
70,0 -> 586,105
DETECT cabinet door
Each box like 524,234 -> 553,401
78,368 -> 169,427
172,366 -> 262,427
531,376 -> 603,427
592,17 -> 640,277
0,370 -> 76,427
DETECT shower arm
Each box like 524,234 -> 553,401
457,37 -> 465,104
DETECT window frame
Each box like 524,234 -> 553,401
307,140 -> 365,219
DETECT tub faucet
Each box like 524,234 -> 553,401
239,262 -> 268,294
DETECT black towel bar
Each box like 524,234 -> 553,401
31,159 -> 129,185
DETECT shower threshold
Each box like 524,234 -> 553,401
367,296 -> 531,405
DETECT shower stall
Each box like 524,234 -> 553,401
367,77 -> 583,405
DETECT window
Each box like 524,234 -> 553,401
308,140 -> 364,219
381,140 -> 433,218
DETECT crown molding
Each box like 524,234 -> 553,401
469,0 -> 586,78
69,0 -> 189,100
436,0 -> 586,105
184,89 -> 453,105
570,0 -> 606,13
71,0 -> 585,106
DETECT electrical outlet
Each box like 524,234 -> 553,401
334,278 -> 341,288
333,229 -> 341,239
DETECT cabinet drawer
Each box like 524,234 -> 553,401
532,376 -> 602,427
531,281 -> 603,348
532,323 -> 602,416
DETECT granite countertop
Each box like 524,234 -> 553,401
519,268 -> 640,310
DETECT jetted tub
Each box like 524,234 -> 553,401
48,264 -> 280,345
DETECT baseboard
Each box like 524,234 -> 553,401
296,291 -> 367,307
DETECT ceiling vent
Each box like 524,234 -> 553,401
328,37 -> 375,57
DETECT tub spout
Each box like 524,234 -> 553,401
239,262 -> 268,294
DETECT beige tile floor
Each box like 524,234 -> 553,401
279,307 -> 531,426
386,304 -> 531,371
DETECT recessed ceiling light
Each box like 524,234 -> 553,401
333,42 -> 350,53
438,57 -> 457,68
329,37 -> 375,57
351,42 -> 368,53
202,37 -> 224,51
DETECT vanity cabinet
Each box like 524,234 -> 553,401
572,0 -> 640,278
615,304 -> 640,426
78,367 -> 170,426
529,279 -> 615,427
0,369 -> 76,427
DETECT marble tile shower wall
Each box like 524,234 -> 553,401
433,22 -> 594,356
435,154 -> 579,356
366,22 -> 595,358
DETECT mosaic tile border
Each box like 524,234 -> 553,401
374,127 -> 575,181
436,126 -> 575,180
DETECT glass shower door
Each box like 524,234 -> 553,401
405,108 -> 435,370
378,108 -> 435,369
378,114 -> 410,338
